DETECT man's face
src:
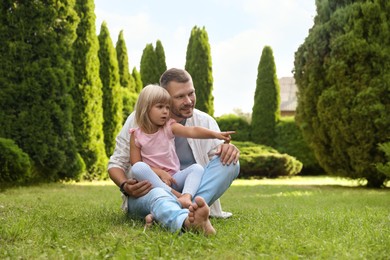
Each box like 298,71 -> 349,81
166,81 -> 196,121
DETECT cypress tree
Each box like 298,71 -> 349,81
0,0 -> 84,181
155,40 -> 167,77
132,67 -> 143,94
185,26 -> 214,116
116,30 -> 137,123
251,46 -> 281,146
98,22 -> 123,157
140,43 -> 158,86
294,0 -> 390,187
116,30 -> 135,92
140,40 -> 167,87
73,0 -> 107,179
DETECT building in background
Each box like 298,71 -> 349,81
279,77 -> 297,117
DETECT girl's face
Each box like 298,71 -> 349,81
148,102 -> 170,129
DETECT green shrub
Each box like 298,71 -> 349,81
216,114 -> 250,141
234,141 -> 302,178
275,117 -> 323,174
376,142 -> 390,179
0,138 -> 32,183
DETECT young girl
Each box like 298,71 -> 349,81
129,84 -> 234,213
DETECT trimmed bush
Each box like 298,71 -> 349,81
216,114 -> 250,141
275,117 -> 323,174
234,141 -> 302,178
0,138 -> 31,183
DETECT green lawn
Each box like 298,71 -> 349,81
0,177 -> 389,259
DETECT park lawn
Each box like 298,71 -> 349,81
0,177 -> 389,259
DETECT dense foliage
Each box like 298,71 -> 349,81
251,46 -> 281,147
132,67 -> 143,94
0,138 -> 31,183
98,22 -> 123,157
275,117 -> 323,174
376,142 -> 390,178
216,114 -> 251,141
72,0 -> 107,179
0,0 -> 84,181
140,40 -> 167,86
185,26 -> 214,116
116,30 -> 135,92
294,0 -> 390,187
116,30 -> 137,124
155,40 -> 167,79
234,141 -> 302,178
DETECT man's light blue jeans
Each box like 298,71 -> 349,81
127,156 -> 240,232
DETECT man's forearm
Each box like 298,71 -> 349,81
108,167 -> 128,187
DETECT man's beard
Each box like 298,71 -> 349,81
171,105 -> 194,119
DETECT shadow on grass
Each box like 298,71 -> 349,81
233,176 -> 390,190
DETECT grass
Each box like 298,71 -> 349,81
0,177 -> 389,259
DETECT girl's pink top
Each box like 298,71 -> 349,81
129,119 -> 179,175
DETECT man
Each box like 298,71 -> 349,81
108,68 -> 240,235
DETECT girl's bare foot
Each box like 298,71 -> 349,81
184,196 -> 216,236
144,213 -> 154,228
178,193 -> 192,208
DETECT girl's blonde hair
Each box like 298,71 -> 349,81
135,84 -> 171,133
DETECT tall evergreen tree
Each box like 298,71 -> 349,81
140,40 -> 167,87
132,67 -> 143,93
72,0 -> 107,179
294,0 -> 390,187
116,30 -> 137,124
0,0 -> 84,180
185,26 -> 214,116
98,22 -> 123,157
155,40 -> 167,77
251,46 -> 281,146
116,30 -> 135,92
140,43 -> 157,86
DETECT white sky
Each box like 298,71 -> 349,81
94,0 -> 316,116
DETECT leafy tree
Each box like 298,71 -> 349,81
251,46 -> 280,146
0,0 -> 84,181
294,0 -> 390,187
73,0 -> 107,179
132,67 -> 143,93
98,22 -> 123,157
185,26 -> 214,116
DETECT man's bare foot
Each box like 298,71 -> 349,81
144,213 -> 154,228
178,193 -> 192,208
183,196 -> 216,236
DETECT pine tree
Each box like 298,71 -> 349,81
0,0 -> 84,181
251,46 -> 280,146
185,26 -> 214,116
294,0 -> 390,187
98,22 -> 123,157
72,0 -> 107,179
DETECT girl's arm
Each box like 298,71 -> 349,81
171,123 -> 235,142
130,134 -> 142,165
